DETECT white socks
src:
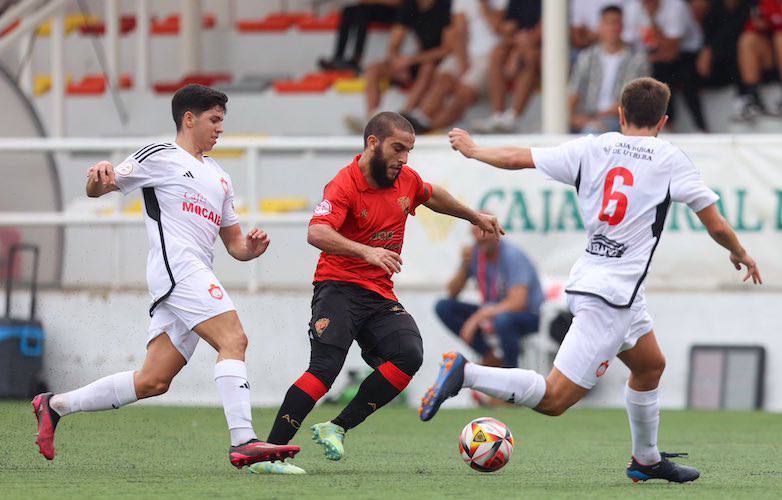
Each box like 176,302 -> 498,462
625,383 -> 661,465
214,359 -> 257,446
50,371 -> 137,416
463,363 -> 546,408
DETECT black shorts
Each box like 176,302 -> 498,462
308,280 -> 421,356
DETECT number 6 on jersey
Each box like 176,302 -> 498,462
598,167 -> 634,226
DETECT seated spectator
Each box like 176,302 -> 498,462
402,0 -> 507,133
734,0 -> 782,121
435,222 -> 544,368
569,5 -> 650,134
622,0 -> 707,132
695,0 -> 749,91
570,0 -> 628,51
472,0 -> 542,133
344,0 -> 452,133
319,1 -> 402,73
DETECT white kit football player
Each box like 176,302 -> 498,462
32,84 -> 300,468
419,77 -> 762,483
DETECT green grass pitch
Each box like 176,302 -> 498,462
1,402 -> 780,499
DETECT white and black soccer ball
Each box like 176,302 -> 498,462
458,417 -> 515,472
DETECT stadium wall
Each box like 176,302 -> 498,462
14,288 -> 782,412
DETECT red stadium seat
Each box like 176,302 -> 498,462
151,13 -> 216,35
236,12 -> 311,32
80,16 -> 137,35
153,73 -> 232,93
66,74 -> 133,95
1,20 -> 20,37
273,70 -> 355,93
296,12 -> 340,31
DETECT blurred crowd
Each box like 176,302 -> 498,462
333,0 -> 782,134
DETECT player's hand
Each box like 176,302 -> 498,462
730,251 -> 762,284
363,246 -> 403,276
472,212 -> 505,240
87,160 -> 116,187
246,227 -> 270,257
448,128 -> 478,159
459,314 -> 481,344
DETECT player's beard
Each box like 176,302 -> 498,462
369,152 -> 399,188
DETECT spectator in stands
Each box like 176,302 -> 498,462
401,0 -> 507,133
435,221 -> 544,368
344,0 -> 452,133
318,1 -> 403,73
570,0 -> 628,51
569,5 -> 650,134
695,1 -> 749,90
622,0 -> 708,131
472,0 -> 542,133
734,0 -> 782,121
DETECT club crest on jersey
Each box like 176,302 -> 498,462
398,196 -> 411,215
596,361 -> 609,378
314,318 -> 330,337
115,161 -> 133,176
220,177 -> 229,195
314,200 -> 332,216
208,284 -> 224,300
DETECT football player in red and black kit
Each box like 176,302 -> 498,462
254,112 -> 503,474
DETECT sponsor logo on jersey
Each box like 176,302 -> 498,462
314,318 -> 330,337
208,284 -> 224,300
313,199 -> 332,216
596,360 -> 610,378
182,201 -> 222,226
220,177 -> 229,194
398,196 -> 411,215
370,230 -> 394,241
183,171 -> 194,179
586,234 -> 627,258
115,161 -> 134,176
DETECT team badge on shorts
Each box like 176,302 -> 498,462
596,360 -> 610,378
208,284 -> 224,300
314,318 -> 330,337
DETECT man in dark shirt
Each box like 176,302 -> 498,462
345,0 -> 452,133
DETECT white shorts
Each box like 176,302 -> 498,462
146,268 -> 236,362
553,292 -> 654,389
439,54 -> 491,93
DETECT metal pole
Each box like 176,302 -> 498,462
51,10 -> 65,137
136,0 -> 150,90
180,0 -> 202,77
541,0 -> 569,134
247,147 -> 259,293
105,0 -> 119,88
0,0 -> 67,55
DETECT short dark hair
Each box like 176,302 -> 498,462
363,111 -> 415,147
600,4 -> 623,17
620,77 -> 671,128
171,84 -> 228,131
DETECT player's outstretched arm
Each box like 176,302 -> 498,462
219,224 -> 270,262
423,184 -> 505,239
308,223 -> 403,276
448,128 -> 534,170
85,160 -> 119,197
696,204 -> 762,284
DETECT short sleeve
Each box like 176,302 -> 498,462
504,248 -> 534,288
408,167 -> 433,215
113,154 -> 157,194
220,175 -> 239,228
670,150 -> 719,212
531,135 -> 593,186
309,180 -> 351,230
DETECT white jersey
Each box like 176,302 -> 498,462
113,142 -> 239,314
531,132 -> 718,308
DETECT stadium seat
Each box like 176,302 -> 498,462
235,12 -> 311,32
66,74 -> 133,95
215,74 -> 288,93
260,198 -> 309,213
79,15 -> 137,36
153,73 -> 231,93
1,20 -> 19,37
296,12 -> 340,32
273,70 -> 354,94
151,13 -> 215,35
36,14 -> 98,36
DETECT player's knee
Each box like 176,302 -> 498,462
434,298 -> 453,321
393,333 -> 424,375
536,395 -> 570,417
493,313 -> 515,333
648,355 -> 666,381
136,374 -> 171,398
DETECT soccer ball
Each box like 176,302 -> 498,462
458,417 -> 514,472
